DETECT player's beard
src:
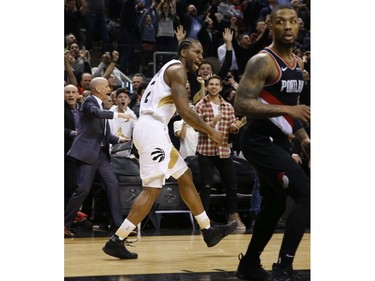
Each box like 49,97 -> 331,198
279,39 -> 296,49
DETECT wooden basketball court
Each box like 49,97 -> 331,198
65,231 -> 310,280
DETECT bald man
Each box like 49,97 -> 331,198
64,84 -> 81,210
64,77 -> 135,238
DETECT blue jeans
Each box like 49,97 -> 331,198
250,168 -> 262,215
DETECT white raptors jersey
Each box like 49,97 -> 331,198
139,59 -> 182,125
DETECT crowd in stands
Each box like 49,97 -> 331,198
64,0 -> 310,234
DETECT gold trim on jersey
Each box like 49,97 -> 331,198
168,147 -> 179,169
158,96 -> 174,107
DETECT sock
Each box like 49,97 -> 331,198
277,252 -> 295,268
195,211 -> 211,229
115,219 -> 136,240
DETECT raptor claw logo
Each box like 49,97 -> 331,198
151,148 -> 165,163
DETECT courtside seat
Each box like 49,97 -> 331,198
112,154 -> 257,229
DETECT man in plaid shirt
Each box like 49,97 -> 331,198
195,75 -> 246,231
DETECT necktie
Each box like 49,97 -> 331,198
101,102 -> 107,146
71,107 -> 80,130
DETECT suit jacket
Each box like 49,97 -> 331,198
67,95 -> 119,164
64,101 -> 81,155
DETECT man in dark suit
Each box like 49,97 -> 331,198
64,84 -> 81,209
64,77 -> 135,238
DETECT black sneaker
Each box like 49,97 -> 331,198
234,253 -> 270,281
201,220 -> 237,247
102,235 -> 138,259
270,263 -> 304,281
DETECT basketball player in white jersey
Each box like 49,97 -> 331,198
102,38 -> 238,259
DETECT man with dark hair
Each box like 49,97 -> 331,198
102,38 -> 237,260
234,5 -> 310,281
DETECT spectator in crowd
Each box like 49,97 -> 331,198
197,13 -> 221,59
233,6 -> 310,280
64,0 -> 84,48
190,75 -> 206,105
92,51 -> 123,88
119,0 -> 140,75
82,89 -> 91,100
131,81 -> 148,118
220,71 -> 239,105
107,74 -> 119,92
154,0 -> 180,52
78,72 -> 92,94
65,33 -> 77,50
65,43 -> 92,86
64,77 -> 132,238
277,0 -> 291,5
173,82 -> 199,159
102,38 -> 237,259
231,16 -> 271,76
129,73 -> 146,108
295,17 -> 306,46
292,68 -> 310,177
64,84 -> 82,209
64,50 -> 78,86
259,0 -> 278,21
217,40 -> 239,77
217,0 -> 243,29
291,0 -> 310,30
195,75 -> 246,231
175,27 -> 234,103
68,43 -> 91,76
110,91 -> 118,106
249,19 -> 266,44
138,2 -> 157,76
102,91 -> 115,110
249,167 -> 262,230
81,0 -> 111,53
108,88 -> 137,157
301,59 -> 310,98
177,3 -> 204,40
241,0 -> 267,34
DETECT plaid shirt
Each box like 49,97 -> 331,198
195,95 -> 237,158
